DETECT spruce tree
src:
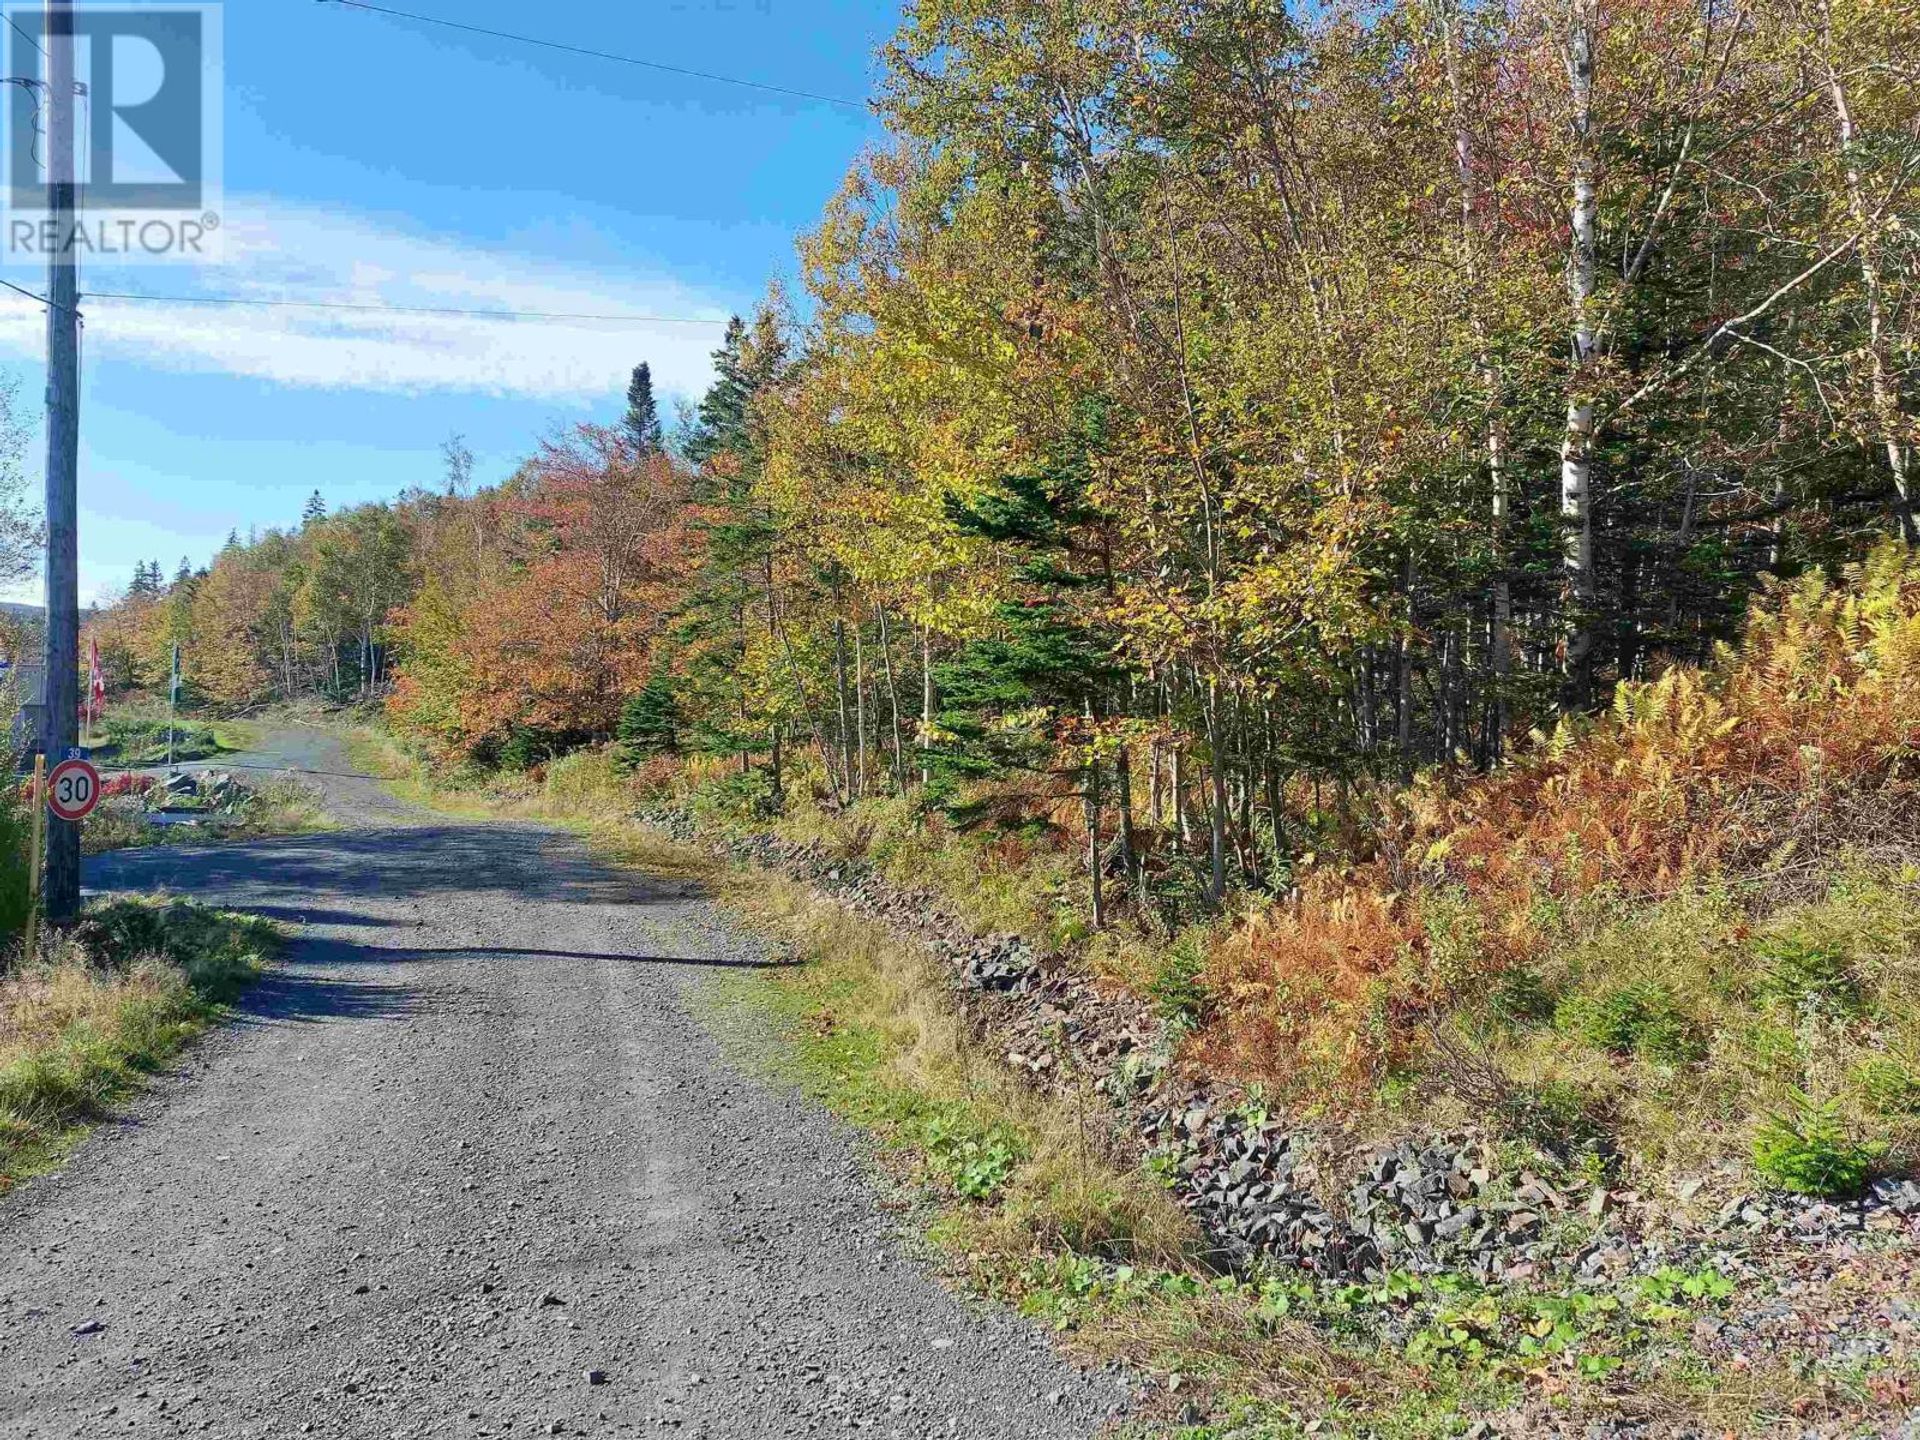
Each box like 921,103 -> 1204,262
613,676 -> 682,768
684,318 -> 751,467
302,491 -> 326,526
623,363 -> 664,455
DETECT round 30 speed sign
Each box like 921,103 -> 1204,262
46,757 -> 102,822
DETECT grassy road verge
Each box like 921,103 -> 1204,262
0,899 -> 281,1192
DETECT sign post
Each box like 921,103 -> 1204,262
26,753 -> 45,961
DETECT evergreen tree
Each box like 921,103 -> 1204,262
623,363 -> 664,455
613,675 -> 682,768
302,491 -> 326,526
684,318 -> 751,467
174,556 -> 193,587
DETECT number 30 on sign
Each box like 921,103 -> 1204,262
46,757 -> 101,822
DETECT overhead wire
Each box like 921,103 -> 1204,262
78,290 -> 727,326
314,0 -> 868,112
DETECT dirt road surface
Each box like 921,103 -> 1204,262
0,728 -> 1127,1439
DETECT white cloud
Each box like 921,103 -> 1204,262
0,196 -> 739,402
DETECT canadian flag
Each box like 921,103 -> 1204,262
87,635 -> 105,728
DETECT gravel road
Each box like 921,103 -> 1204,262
0,727 -> 1127,1439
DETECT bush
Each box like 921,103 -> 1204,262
689,767 -> 779,825
1557,982 -> 1704,1065
1495,1079 -> 1610,1155
1752,1091 -> 1880,1198
1752,934 -> 1862,1017
1144,933 -> 1214,1036
1487,967 -> 1556,1027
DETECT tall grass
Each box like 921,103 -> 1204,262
0,897 -> 279,1187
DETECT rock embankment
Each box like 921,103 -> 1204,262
644,810 -> 1920,1296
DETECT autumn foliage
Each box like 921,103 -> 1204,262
1200,546 -> 1920,1093
386,429 -> 696,761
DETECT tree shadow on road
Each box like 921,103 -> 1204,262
88,826 -> 690,911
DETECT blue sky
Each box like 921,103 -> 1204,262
0,0 -> 898,603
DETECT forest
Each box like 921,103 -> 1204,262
90,0 -> 1916,928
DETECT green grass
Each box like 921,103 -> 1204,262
1442,861 -> 1920,1189
0,897 -> 281,1190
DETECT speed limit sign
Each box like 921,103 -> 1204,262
46,757 -> 102,822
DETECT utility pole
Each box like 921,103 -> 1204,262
41,0 -> 81,924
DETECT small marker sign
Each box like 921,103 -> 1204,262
46,757 -> 101,822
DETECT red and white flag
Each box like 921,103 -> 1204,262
87,635 -> 105,729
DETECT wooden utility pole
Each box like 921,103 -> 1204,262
41,0 -> 81,923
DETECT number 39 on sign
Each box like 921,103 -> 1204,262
46,757 -> 101,822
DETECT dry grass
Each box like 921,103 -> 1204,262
0,898 -> 279,1189
716,871 -> 1196,1269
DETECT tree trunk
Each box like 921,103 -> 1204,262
1115,741 -> 1137,895
876,605 -> 906,787
853,618 -> 868,801
1814,0 -> 1918,544
919,625 -> 935,787
1084,723 -> 1105,932
1443,1 -> 1511,761
1204,680 -> 1229,904
1561,0 -> 1600,705
832,599 -> 853,803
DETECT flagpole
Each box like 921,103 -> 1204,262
168,641 -> 179,769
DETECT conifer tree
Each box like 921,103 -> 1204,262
613,675 -> 681,768
624,363 -> 664,455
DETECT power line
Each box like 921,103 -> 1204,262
77,289 -> 727,326
6,14 -> 45,61
315,0 -> 867,112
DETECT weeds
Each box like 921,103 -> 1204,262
1200,549 -> 1920,1112
0,897 -> 279,1188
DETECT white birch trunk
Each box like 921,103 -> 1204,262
1561,0 -> 1599,699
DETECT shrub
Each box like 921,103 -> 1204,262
1495,1079 -> 1610,1155
1752,1091 -> 1880,1198
689,768 -> 779,825
1557,982 -> 1704,1065
1751,934 -> 1862,1017
1144,933 -> 1214,1035
1487,968 -> 1556,1027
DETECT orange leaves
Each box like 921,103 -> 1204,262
1197,546 -> 1920,1099
386,425 -> 700,759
